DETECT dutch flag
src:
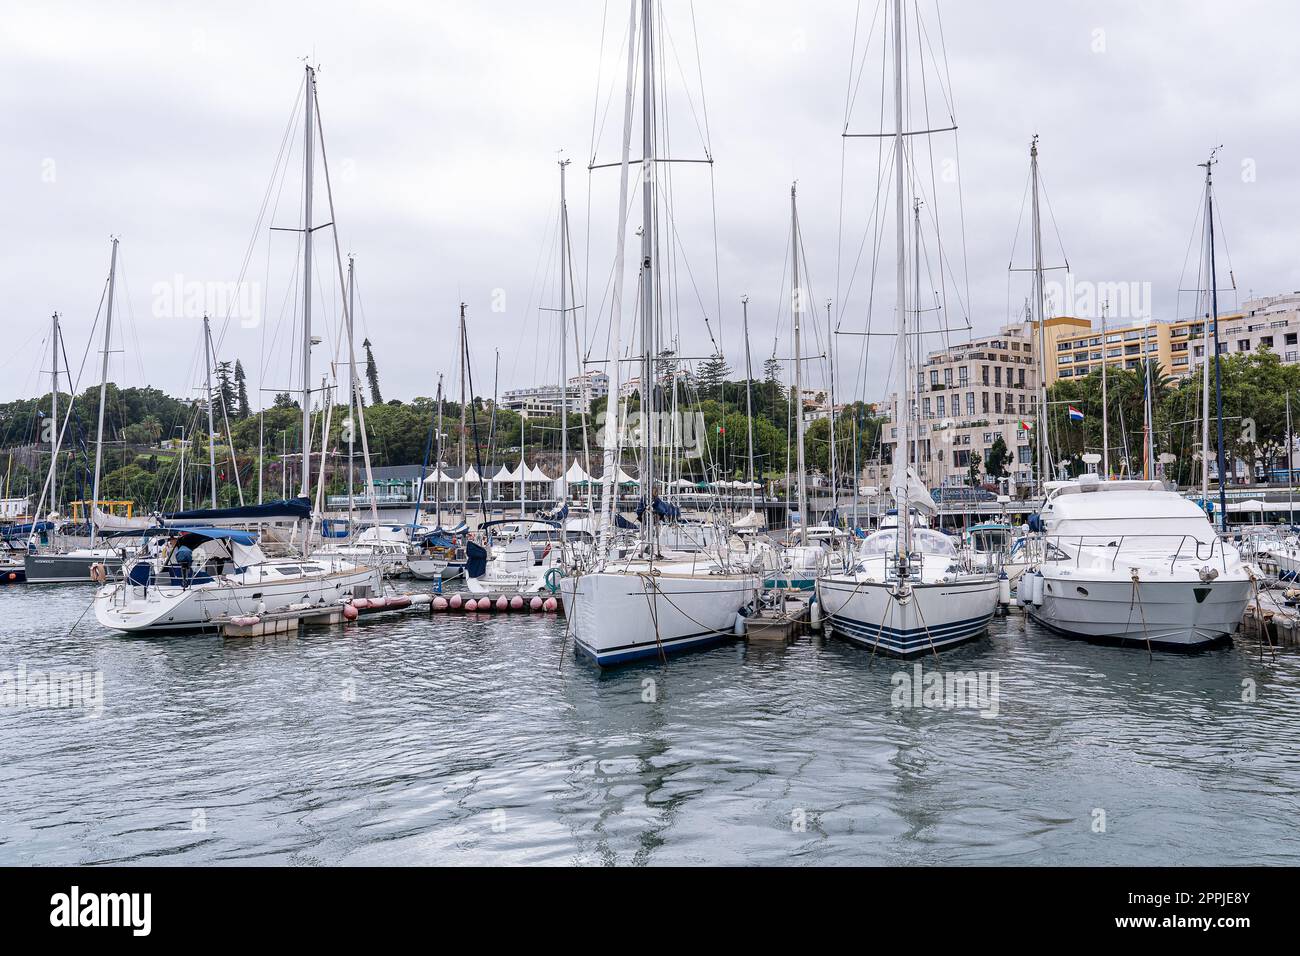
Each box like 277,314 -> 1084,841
1067,405 -> 1084,422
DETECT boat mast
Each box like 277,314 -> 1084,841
826,298 -> 838,525
347,255 -> 356,519
1288,391 -> 1294,525
435,376 -> 445,527
559,155 -> 571,504
742,295 -> 756,515
458,303 -> 468,525
300,64 -> 316,503
89,237 -> 118,548
791,184 -> 808,534
50,312 -> 60,513
203,314 -> 218,507
1201,149 -> 1228,531
1100,298 -> 1110,477
639,0 -> 658,556
595,0 -> 638,562
891,0 -> 910,559
1030,136 -> 1053,488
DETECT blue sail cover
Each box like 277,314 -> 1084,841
635,496 -> 681,521
163,497 -> 311,522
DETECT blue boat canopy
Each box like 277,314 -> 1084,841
173,528 -> 259,547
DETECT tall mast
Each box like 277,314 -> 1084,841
891,0 -> 910,558
89,237 -> 118,547
1030,136 -> 1052,487
558,156 -> 571,503
1288,391 -> 1295,525
791,184 -> 808,533
458,303 -> 468,523
300,63 -> 316,502
203,314 -> 218,507
742,295 -> 756,515
1100,299 -> 1110,477
639,0 -> 658,555
826,298 -> 838,524
1198,150 -> 1228,529
435,377 -> 445,527
347,255 -> 356,518
50,312 -> 59,512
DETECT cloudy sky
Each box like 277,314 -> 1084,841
1,0 -> 1297,410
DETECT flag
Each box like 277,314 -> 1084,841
717,425 -> 725,435
1019,420 -> 1033,432
1068,406 -> 1084,422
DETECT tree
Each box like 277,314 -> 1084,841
234,360 -> 251,419
214,361 -> 236,420
985,435 -> 1010,479
967,451 -> 983,487
363,338 -> 382,405
695,353 -> 731,401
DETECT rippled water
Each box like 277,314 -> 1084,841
1,582 -> 1298,865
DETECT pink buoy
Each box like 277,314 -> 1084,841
496,596 -> 508,611
388,596 -> 411,610
432,596 -> 448,611
530,596 -> 543,611
543,597 -> 558,613
352,598 -> 371,610
449,594 -> 462,610
465,598 -> 478,612
510,595 -> 524,610
342,603 -> 359,621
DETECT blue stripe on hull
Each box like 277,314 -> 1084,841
828,611 -> 994,656
575,629 -> 736,667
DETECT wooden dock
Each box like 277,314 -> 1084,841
1242,587 -> 1300,647
745,591 -> 811,642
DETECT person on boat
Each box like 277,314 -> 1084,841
175,542 -> 193,587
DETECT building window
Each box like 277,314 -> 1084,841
944,368 -> 953,386
1260,336 -> 1274,349
1238,339 -> 1250,352
936,395 -> 945,417
994,393 -> 1002,413
930,369 -> 939,386
958,366 -> 969,385
923,398 -> 932,417
1018,446 -> 1032,464
982,392 -> 989,413
966,392 -> 975,415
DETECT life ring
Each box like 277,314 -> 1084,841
544,566 -> 566,594
89,562 -> 107,584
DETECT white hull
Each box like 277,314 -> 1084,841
559,564 -> 759,666
95,562 -> 382,633
1028,571 -> 1250,649
817,573 -> 999,656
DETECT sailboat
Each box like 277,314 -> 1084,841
816,0 -> 1000,656
1024,150 -> 1252,649
25,239 -> 151,584
557,0 -> 759,667
95,65 -> 382,632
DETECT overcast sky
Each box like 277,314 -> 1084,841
1,0 -> 1297,411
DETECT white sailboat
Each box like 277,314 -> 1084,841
95,65 -> 381,633
558,0 -> 758,667
816,0 -> 1000,656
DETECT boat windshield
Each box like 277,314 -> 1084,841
860,528 -> 957,558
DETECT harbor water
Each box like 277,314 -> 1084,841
2,584 -> 1298,865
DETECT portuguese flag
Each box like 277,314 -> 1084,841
1019,420 -> 1032,432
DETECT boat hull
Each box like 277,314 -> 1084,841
559,567 -> 758,666
817,574 -> 999,657
1028,571 -> 1251,650
25,551 -> 128,584
94,565 -> 382,633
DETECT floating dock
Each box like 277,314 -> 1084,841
219,590 -> 563,637
745,591 -> 811,642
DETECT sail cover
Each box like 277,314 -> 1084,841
163,497 -> 311,523
93,507 -> 153,531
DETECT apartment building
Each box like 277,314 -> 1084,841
1047,291 -> 1300,383
502,370 -> 609,418
865,321 -> 1042,489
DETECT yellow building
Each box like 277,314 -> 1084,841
1043,313 -> 1257,384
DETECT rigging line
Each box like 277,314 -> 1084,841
1034,165 -> 1072,272
843,0 -> 886,131
931,1 -> 972,320
214,77 -> 306,355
